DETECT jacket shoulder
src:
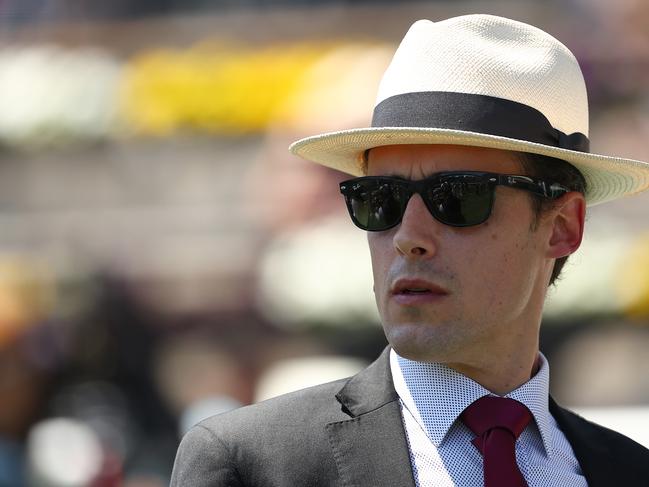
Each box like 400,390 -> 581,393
171,421 -> 243,487
560,407 -> 649,456
172,378 -> 352,486
553,403 -> 649,482
203,376 -> 350,428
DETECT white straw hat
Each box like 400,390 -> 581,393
289,14 -> 649,205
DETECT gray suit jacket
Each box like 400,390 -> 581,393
170,348 -> 649,486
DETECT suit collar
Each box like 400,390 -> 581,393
335,347 -> 398,416
327,347 -> 416,487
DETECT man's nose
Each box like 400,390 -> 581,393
392,193 -> 440,258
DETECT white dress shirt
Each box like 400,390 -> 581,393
390,350 -> 588,486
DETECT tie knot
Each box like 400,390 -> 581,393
461,396 -> 532,439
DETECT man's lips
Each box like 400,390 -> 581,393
390,278 -> 449,302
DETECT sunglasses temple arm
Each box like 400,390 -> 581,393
497,175 -> 569,199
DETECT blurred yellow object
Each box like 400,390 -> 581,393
274,43 -> 392,133
0,256 -> 55,348
617,232 -> 649,319
120,42 -> 331,135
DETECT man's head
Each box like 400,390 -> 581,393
289,15 -> 649,372
363,144 -> 585,365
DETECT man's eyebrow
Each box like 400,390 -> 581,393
368,172 -> 412,179
370,174 -> 442,184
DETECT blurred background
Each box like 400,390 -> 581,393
0,0 -> 647,485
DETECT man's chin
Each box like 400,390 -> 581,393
390,345 -> 442,363
386,328 -> 453,364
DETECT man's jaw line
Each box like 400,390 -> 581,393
389,321 -> 542,396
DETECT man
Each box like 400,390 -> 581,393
171,14 -> 649,486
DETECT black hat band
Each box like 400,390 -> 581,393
371,92 -> 590,153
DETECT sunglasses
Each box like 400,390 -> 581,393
339,171 -> 568,231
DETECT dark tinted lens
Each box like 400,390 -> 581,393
425,178 -> 493,226
343,179 -> 408,231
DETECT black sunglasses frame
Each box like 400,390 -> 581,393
339,171 -> 569,231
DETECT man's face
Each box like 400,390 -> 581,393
367,144 -> 554,367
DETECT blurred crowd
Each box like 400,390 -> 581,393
0,0 -> 648,485
0,264 -> 386,485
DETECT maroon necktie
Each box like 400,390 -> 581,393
460,396 -> 532,487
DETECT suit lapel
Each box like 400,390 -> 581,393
326,348 -> 416,487
550,397 -> 617,487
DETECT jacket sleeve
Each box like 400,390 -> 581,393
170,424 -> 243,487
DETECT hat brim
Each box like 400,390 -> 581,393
289,127 -> 649,206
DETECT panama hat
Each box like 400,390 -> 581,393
289,14 -> 649,205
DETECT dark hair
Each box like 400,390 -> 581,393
518,152 -> 587,287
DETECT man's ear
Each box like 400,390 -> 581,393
546,192 -> 586,259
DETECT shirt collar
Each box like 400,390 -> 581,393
390,349 -> 554,457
